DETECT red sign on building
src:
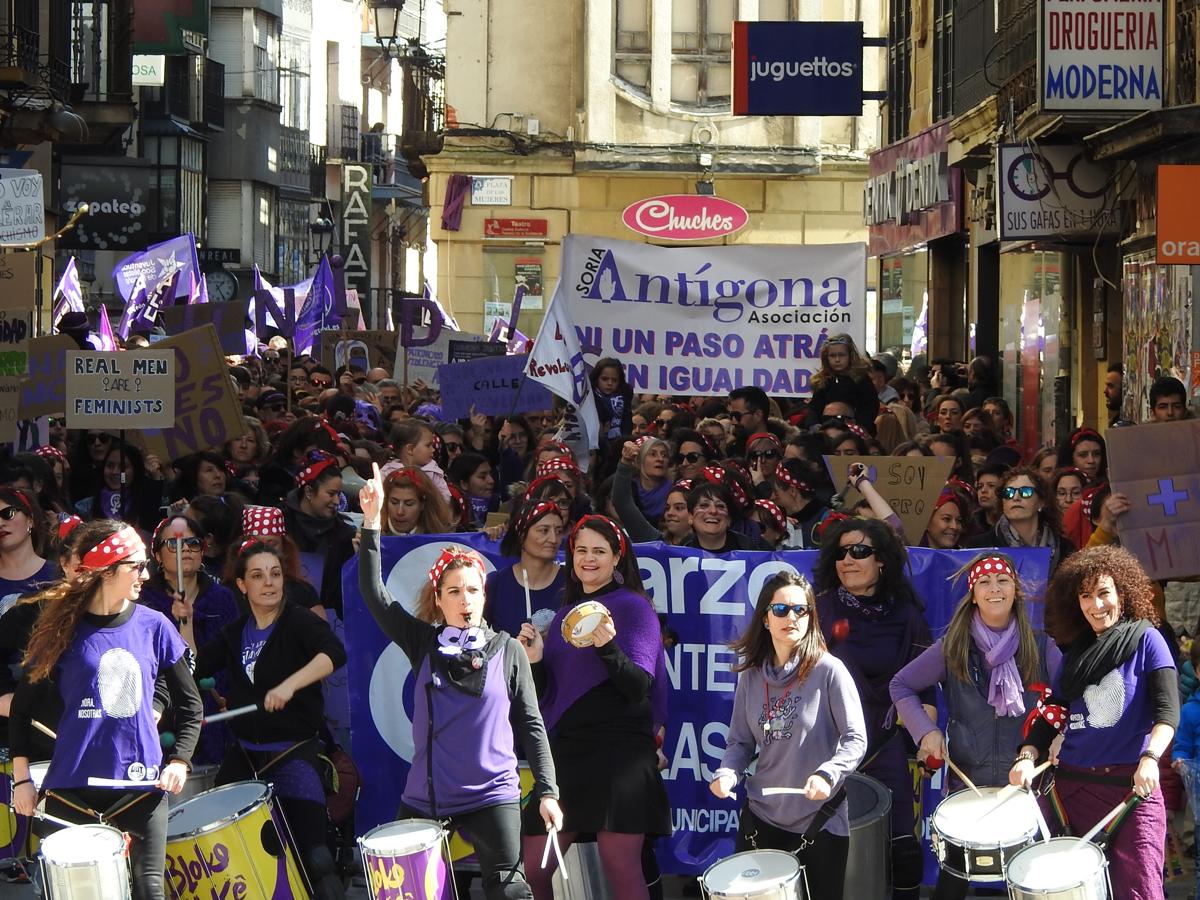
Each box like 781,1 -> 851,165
484,218 -> 549,238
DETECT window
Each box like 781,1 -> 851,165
276,198 -> 310,285
253,184 -> 276,271
179,137 -> 204,238
932,0 -> 953,120
671,0 -> 733,107
614,0 -> 651,92
757,0 -> 800,18
887,0 -> 913,143
279,33 -> 309,130
253,11 -> 280,105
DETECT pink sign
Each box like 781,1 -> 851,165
621,195 -> 749,241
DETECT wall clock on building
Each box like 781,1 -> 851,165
207,269 -> 238,302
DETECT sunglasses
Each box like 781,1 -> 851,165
834,543 -> 876,561
49,417 -> 65,427
729,410 -> 746,421
0,506 -> 23,521
673,451 -> 703,465
120,560 -> 150,575
1001,486 -> 1037,500
88,434 -> 110,444
748,450 -> 781,462
654,418 -> 672,428
443,442 -> 463,452
266,404 -> 285,413
310,379 -> 333,389
769,603 -> 811,618
163,537 -> 204,551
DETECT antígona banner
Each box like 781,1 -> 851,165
343,537 -> 1051,881
552,235 -> 867,397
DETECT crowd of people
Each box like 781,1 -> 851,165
0,330 -> 1193,899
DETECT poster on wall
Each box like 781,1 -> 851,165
1122,253 -> 1193,422
514,258 -> 544,309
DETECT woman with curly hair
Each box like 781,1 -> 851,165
1010,545 -> 1178,900
806,335 -> 879,435
381,467 -> 453,536
891,553 -> 1059,900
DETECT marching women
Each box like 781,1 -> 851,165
710,571 -> 866,897
1010,545 -> 1177,900
9,520 -> 202,900
358,463 -> 561,900
890,553 -> 1059,900
519,514 -> 670,900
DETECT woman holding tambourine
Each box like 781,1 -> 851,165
518,514 -> 670,900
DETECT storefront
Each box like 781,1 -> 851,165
865,122 -> 966,364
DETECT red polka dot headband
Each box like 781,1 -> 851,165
1069,428 -> 1103,449
536,456 -> 582,480
967,555 -> 1015,590
79,525 -> 143,570
428,547 -> 486,588
57,513 -> 83,541
242,505 -> 286,537
34,446 -> 65,464
773,463 -> 810,494
514,500 -> 561,537
745,432 -> 780,449
297,452 -> 338,488
568,514 -> 628,559
843,422 -> 870,442
754,499 -> 789,536
701,465 -> 747,508
524,474 -> 565,501
672,478 -> 693,494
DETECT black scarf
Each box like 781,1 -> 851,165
429,626 -> 508,697
1056,619 -> 1148,703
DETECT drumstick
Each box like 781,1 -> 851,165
521,567 -> 533,621
33,720 -> 56,740
761,787 -> 807,796
34,810 -> 80,829
550,828 -> 567,879
1075,793 -> 1139,846
171,518 -> 186,621
86,777 -> 163,788
944,755 -> 982,797
202,704 -> 257,725
979,761 -> 1053,819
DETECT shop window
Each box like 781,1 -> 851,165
879,251 -> 927,354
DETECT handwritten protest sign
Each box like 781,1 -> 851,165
0,172 -> 44,245
437,355 -> 553,421
0,308 -> 30,376
131,325 -> 246,462
18,334 -> 75,418
1107,419 -> 1200,580
12,416 -> 50,452
395,330 -> 488,387
823,454 -> 955,543
0,377 -> 19,443
160,299 -> 249,355
65,351 -> 175,429
319,330 -> 398,375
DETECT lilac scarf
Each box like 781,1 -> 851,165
636,477 -> 671,521
540,585 -> 666,732
969,611 -> 1026,717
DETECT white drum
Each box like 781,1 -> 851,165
931,786 -> 1038,881
699,849 -> 806,900
39,824 -> 130,900
29,761 -> 50,791
1005,837 -> 1110,900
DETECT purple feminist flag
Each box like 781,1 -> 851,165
93,303 -> 118,350
51,258 -> 84,331
295,256 -> 334,356
189,273 -> 209,304
111,234 -> 199,304
249,265 -> 312,339
117,275 -> 147,341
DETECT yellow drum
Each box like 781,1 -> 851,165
561,601 -> 612,648
163,781 -> 307,900
0,753 -> 47,861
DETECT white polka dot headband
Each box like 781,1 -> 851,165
79,525 -> 144,570
967,555 -> 1015,590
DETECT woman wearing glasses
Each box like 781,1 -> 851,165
485,499 -> 566,640
890,553 -> 1059,900
745,432 -> 784,489
9,520 -> 202,900
711,571 -> 866,897
806,334 -> 880,436
966,466 -> 1075,575
669,429 -> 714,481
814,517 -> 933,900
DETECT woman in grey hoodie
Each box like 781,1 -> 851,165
710,571 -> 867,897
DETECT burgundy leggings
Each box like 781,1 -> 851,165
522,830 -> 650,900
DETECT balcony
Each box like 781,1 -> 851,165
327,102 -> 360,160
993,0 -> 1037,126
280,126 -> 311,193
0,25 -> 38,87
1178,0 -> 1199,103
142,55 -> 224,131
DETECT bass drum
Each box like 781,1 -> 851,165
843,772 -> 891,900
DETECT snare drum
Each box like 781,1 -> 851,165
561,601 -> 611,648
1005,837 -> 1110,899
931,786 -> 1038,882
40,824 -> 131,900
168,764 -> 218,807
359,819 -> 452,900
699,849 -> 806,899
164,781 -> 307,900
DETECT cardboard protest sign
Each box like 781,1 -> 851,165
0,253 -> 36,311
0,308 -> 31,376
0,377 -> 19,443
437,355 -> 554,421
160,299 -> 249,355
1107,419 -> 1200,579
823,454 -> 955,543
395,330 -> 488,387
319,330 -> 398,375
11,416 -> 50,452
18,334 -> 75,418
65,351 -> 175,429
130,325 -> 247,462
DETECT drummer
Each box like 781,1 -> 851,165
518,514 -> 671,900
9,520 -> 202,900
193,540 -> 348,900
710,571 -> 866,897
889,553 -> 1059,899
357,464 -> 562,900
1010,545 -> 1177,900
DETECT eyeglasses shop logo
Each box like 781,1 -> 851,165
749,55 -> 857,81
65,198 -> 147,217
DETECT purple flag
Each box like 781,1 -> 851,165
189,273 -> 209,304
295,256 -> 333,357
93,303 -> 118,351
111,234 -> 199,304
51,258 -> 84,330
117,275 -> 148,341
249,265 -> 312,339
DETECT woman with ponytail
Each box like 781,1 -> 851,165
9,519 -> 202,900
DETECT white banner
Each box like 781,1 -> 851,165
555,235 -> 866,397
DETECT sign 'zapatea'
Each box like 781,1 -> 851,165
1040,0 -> 1162,112
555,235 -> 866,396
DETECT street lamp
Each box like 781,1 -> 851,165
309,216 -> 334,265
370,0 -> 406,50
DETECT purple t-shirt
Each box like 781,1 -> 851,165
1057,627 -> 1176,767
46,603 -> 187,790
240,619 -> 275,683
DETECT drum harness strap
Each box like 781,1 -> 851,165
42,788 -> 154,842
1046,771 -> 1142,849
239,737 -> 318,778
745,787 -> 848,853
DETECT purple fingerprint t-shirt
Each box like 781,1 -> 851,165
240,619 -> 275,683
1057,627 -> 1176,767
45,603 -> 187,790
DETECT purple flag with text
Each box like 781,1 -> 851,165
51,258 -> 84,330
111,234 -> 199,304
295,256 -> 334,356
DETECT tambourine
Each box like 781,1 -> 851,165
561,600 -> 612,648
